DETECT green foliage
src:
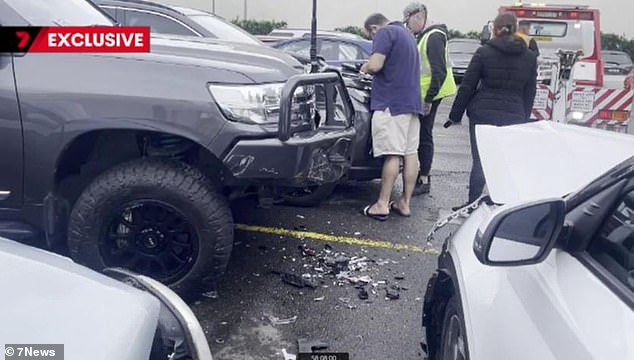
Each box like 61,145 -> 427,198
465,31 -> 481,40
230,19 -> 287,35
601,33 -> 634,59
334,26 -> 370,39
447,29 -> 481,40
447,29 -> 465,40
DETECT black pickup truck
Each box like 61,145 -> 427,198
0,0 -> 355,297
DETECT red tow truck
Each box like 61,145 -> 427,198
499,3 -> 634,132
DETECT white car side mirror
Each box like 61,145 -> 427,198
474,199 -> 566,266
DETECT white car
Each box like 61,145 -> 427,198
423,121 -> 634,360
0,237 -> 212,360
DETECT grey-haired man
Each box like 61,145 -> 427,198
403,3 -> 457,196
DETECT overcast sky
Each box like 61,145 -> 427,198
166,0 -> 634,38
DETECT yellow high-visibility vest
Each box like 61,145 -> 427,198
516,31 -> 531,47
418,29 -> 457,101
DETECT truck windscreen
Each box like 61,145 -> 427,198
520,19 -> 595,60
526,21 -> 567,37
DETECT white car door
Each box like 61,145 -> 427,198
502,189 -> 634,360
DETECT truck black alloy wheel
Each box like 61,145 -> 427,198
68,159 -> 234,298
102,200 -> 197,284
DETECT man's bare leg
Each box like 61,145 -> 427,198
395,153 -> 419,215
368,155 -> 401,215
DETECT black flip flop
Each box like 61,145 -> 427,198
361,205 -> 389,221
389,201 -> 411,217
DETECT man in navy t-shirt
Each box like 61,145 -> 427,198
360,13 -> 422,220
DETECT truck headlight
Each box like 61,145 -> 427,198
209,83 -> 314,125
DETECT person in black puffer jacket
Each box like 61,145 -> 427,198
446,12 -> 537,209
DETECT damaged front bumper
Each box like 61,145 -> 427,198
223,72 -> 355,186
224,130 -> 353,185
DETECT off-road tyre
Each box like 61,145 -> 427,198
67,158 -> 234,299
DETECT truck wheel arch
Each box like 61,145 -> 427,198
54,129 -> 226,198
45,129 -> 227,248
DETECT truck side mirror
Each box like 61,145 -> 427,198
474,199 -> 565,266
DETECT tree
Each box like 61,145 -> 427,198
465,31 -> 481,40
447,29 -> 482,40
447,29 -> 466,40
334,26 -> 369,39
231,19 -> 287,35
601,32 -> 634,60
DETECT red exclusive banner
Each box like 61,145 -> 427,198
0,27 -> 150,53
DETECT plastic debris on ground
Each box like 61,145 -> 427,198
279,272 -> 303,288
276,272 -> 311,288
273,243 -> 405,304
281,349 -> 296,360
386,285 -> 400,300
338,297 -> 357,309
302,274 -> 320,289
299,244 -> 317,257
358,288 -> 369,300
266,313 -> 298,326
202,290 -> 219,299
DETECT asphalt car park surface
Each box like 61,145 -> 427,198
191,98 -> 472,360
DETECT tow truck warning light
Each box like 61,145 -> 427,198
511,10 -> 594,20
508,3 -> 595,21
599,110 -> 630,122
536,11 -> 559,18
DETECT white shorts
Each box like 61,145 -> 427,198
372,108 -> 420,157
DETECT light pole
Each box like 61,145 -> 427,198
310,0 -> 317,73
211,0 -> 215,14
243,0 -> 247,20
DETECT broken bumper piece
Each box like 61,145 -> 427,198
223,130 -> 353,185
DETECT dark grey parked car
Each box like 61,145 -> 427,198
94,0 -> 262,45
602,50 -> 634,76
272,35 -> 372,68
448,38 -> 480,83
0,0 -> 354,298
